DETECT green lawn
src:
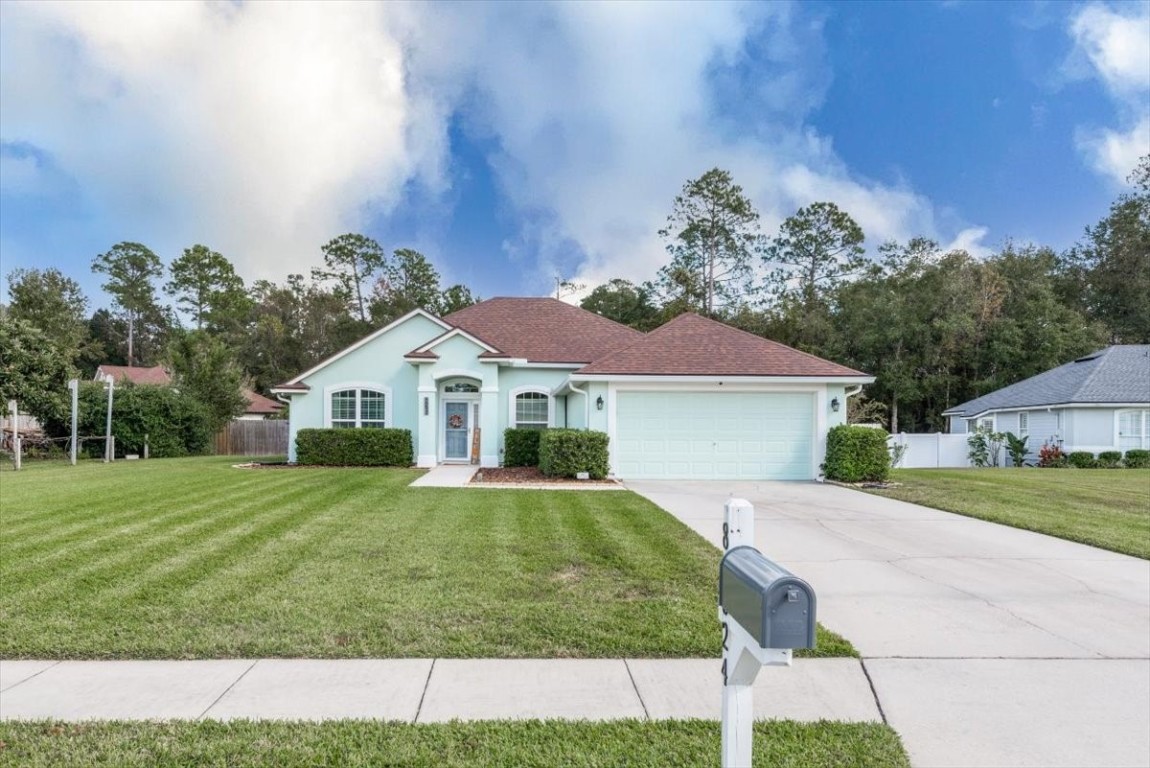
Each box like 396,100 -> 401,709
0,720 -> 909,768
869,468 -> 1150,558
0,457 -> 852,658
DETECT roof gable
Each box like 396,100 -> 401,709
407,327 -> 506,359
280,309 -> 451,386
443,297 -> 644,364
944,345 -> 1150,417
574,313 -> 869,377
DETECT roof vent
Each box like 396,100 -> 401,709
1073,353 -> 1102,363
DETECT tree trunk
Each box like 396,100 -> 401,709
128,312 -> 135,367
891,394 -> 899,433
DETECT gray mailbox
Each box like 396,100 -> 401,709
719,546 -> 816,650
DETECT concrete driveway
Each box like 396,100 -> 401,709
627,479 -> 1150,768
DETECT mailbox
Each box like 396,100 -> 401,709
719,546 -> 816,650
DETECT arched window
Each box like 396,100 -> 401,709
328,387 -> 388,428
514,390 -> 549,430
443,381 -> 479,393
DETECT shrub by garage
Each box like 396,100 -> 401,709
1124,449 -> 1150,469
538,429 -> 610,479
296,428 -> 413,466
824,425 -> 891,483
503,428 -> 542,467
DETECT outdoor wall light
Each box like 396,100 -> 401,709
830,397 -> 840,412
596,396 -> 604,411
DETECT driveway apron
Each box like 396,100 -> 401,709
626,479 -> 1150,768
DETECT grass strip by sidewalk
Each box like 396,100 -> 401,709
0,457 -> 853,659
0,719 -> 910,768
866,468 -> 1150,559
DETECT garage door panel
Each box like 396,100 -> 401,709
616,391 -> 815,480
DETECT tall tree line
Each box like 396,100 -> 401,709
581,157 -> 1147,432
2,236 -> 476,427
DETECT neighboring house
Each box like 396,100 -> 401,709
94,365 -> 283,420
943,345 -> 1150,456
271,298 -> 873,480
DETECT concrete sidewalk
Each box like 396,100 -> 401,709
0,657 -> 880,723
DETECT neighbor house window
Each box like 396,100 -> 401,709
977,417 -> 994,432
1118,409 -> 1149,451
1018,412 -> 1028,436
514,391 -> 549,430
330,388 -> 387,428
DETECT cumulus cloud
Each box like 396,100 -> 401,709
2,0 -> 982,292
1,0 -> 439,278
1067,2 -> 1150,184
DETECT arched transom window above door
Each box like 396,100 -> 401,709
442,380 -> 479,393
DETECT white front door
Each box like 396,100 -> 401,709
444,401 -> 472,461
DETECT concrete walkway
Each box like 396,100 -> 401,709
0,657 -> 880,723
627,479 -> 1150,768
408,464 -> 477,487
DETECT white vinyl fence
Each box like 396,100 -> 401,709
888,433 -> 975,469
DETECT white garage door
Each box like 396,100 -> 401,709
614,391 -> 815,480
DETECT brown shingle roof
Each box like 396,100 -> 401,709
575,313 -> 869,377
243,388 -> 284,415
94,365 -> 173,385
443,297 -> 644,364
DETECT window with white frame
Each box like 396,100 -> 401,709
1018,412 -> 1028,436
330,388 -> 387,428
514,391 -> 549,430
1118,409 -> 1149,451
977,416 -> 994,432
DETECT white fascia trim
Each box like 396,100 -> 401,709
568,374 -> 875,385
946,401 -> 1150,419
505,361 -> 584,369
269,388 -> 305,396
285,309 -> 450,385
508,385 -> 555,428
414,327 -> 501,354
322,382 -> 393,428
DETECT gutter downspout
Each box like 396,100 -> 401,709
567,382 -> 590,428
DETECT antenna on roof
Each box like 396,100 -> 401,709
554,276 -> 585,301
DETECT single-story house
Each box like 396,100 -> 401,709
94,365 -> 283,420
942,345 -> 1150,455
271,298 -> 873,480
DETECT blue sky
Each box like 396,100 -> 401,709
1,1 -> 1147,310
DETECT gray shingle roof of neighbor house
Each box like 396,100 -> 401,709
942,345 -> 1150,418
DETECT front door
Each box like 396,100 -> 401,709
444,401 -> 470,460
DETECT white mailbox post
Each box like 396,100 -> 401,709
719,498 -> 817,768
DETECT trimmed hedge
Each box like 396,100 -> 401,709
1096,451 -> 1123,469
296,428 -> 413,466
1067,451 -> 1097,469
538,429 -> 610,479
824,425 -> 890,483
1125,449 -> 1150,469
503,428 -> 542,467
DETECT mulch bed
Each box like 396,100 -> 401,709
471,467 -> 619,485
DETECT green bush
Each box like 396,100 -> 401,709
42,381 -> 214,458
1124,449 -> 1150,469
296,428 -> 413,466
538,429 -> 610,479
503,428 -> 542,467
1096,451 -> 1123,468
1067,451 -> 1097,469
824,425 -> 891,482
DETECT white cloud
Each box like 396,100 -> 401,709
1067,2 -> 1150,184
943,226 -> 994,260
2,0 -> 984,293
1,0 -> 440,278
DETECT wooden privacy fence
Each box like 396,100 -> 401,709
214,420 -> 289,456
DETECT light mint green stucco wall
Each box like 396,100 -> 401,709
285,314 -> 446,462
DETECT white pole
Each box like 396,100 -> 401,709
104,375 -> 114,463
722,497 -> 755,767
8,400 -> 21,472
69,379 -> 79,466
